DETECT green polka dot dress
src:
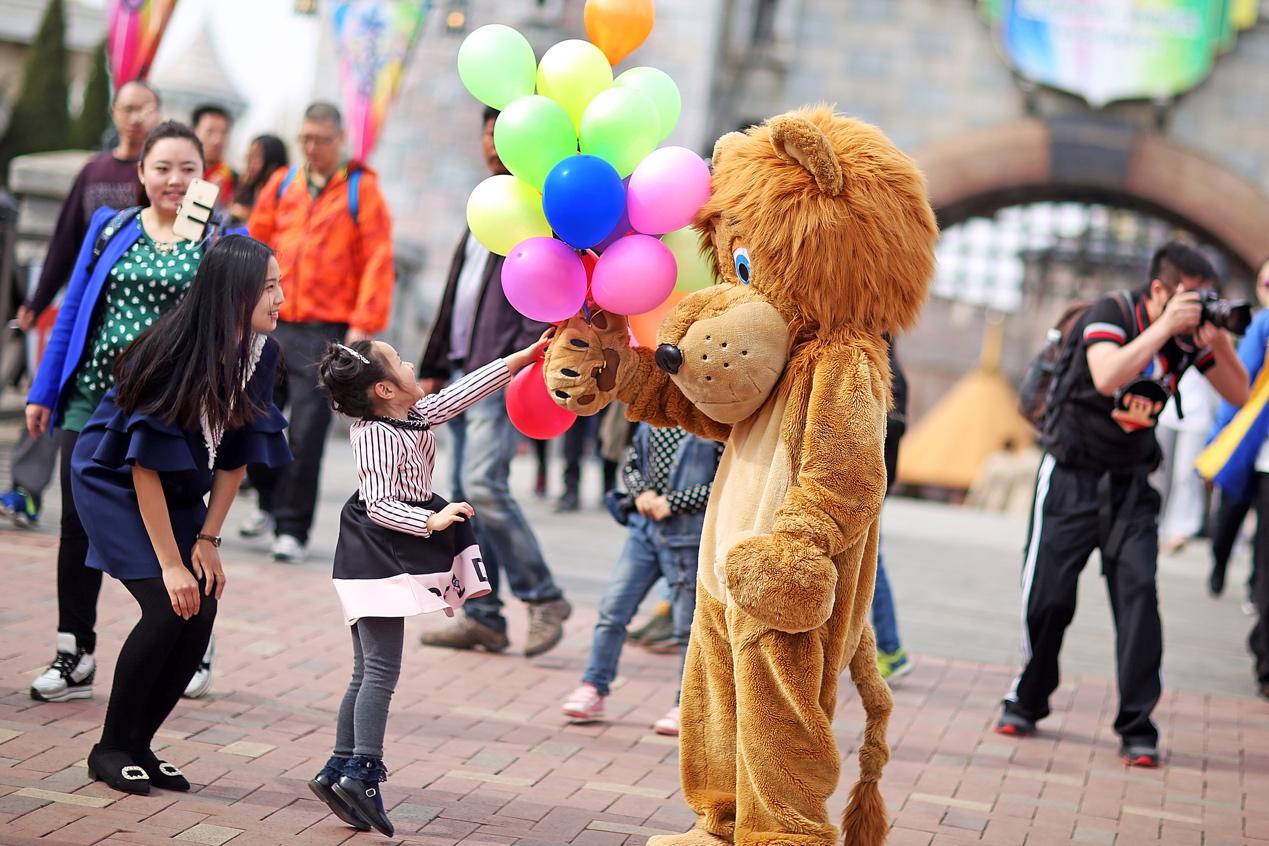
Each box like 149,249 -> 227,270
63,233 -> 203,431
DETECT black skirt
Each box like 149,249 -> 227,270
331,493 -> 492,624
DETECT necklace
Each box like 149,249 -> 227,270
154,240 -> 177,255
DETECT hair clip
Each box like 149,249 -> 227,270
335,343 -> 370,364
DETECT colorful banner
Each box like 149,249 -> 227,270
329,0 -> 433,161
982,0 -> 1257,107
106,0 -> 180,85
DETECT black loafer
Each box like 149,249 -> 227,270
333,774 -> 393,837
308,758 -> 370,831
132,749 -> 190,791
87,745 -> 150,795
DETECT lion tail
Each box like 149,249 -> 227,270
841,623 -> 892,846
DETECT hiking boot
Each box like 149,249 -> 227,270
525,598 -> 572,657
994,709 -> 1036,737
628,608 -> 673,644
643,636 -> 684,655
31,633 -> 95,702
333,757 -> 393,837
562,684 -> 606,722
1120,742 -> 1159,768
0,487 -> 39,529
653,706 -> 680,736
182,635 -> 214,699
308,756 -> 370,831
877,648 -> 914,683
418,617 -> 510,653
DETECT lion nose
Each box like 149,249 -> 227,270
655,344 -> 683,374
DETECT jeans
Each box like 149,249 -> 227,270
448,370 -> 562,634
582,515 -> 698,699
871,550 -> 901,655
250,321 -> 346,544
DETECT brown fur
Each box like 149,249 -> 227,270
544,106 -> 938,846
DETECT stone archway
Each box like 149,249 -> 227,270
915,117 -> 1269,277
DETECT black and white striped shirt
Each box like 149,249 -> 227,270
349,360 -> 510,537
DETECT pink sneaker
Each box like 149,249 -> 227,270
653,706 -> 680,736
562,684 -> 606,721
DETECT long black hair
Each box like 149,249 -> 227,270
233,134 -> 290,209
135,120 -> 205,207
113,235 -> 273,434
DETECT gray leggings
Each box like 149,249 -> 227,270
335,617 -> 403,759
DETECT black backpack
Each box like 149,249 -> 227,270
1018,291 -> 1134,438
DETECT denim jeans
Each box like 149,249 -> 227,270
448,371 -> 563,634
582,515 -> 698,699
871,550 -> 902,655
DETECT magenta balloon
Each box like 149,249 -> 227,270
501,238 -> 588,322
627,146 -> 712,235
591,234 -> 677,316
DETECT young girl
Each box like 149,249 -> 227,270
71,235 -> 290,795
308,332 -> 550,836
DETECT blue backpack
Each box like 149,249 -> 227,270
92,205 -> 231,263
275,165 -> 362,224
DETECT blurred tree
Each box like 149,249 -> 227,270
0,0 -> 72,180
72,40 -> 111,151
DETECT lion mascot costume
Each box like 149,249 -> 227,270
544,106 -> 938,846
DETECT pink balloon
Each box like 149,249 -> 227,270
591,234 -> 677,316
627,146 -> 711,235
501,238 -> 588,322
506,359 -> 577,439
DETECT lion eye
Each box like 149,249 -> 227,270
732,247 -> 752,285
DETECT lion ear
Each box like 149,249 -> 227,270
710,131 -> 745,168
769,115 -> 844,196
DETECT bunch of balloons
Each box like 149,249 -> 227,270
457,0 -> 718,437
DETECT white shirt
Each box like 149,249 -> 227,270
349,360 -> 509,536
448,236 -> 491,363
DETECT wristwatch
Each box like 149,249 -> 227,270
196,533 -> 222,547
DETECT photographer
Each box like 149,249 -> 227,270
995,241 -> 1248,767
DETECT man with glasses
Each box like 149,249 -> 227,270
245,101 -> 395,562
1,81 -> 161,531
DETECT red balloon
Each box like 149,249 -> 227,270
506,359 -> 577,439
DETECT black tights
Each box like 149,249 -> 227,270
99,575 -> 216,755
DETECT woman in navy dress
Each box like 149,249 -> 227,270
71,236 -> 290,794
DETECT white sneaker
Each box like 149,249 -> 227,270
562,684 -> 606,722
183,635 -> 215,699
31,633 -> 95,702
272,534 -> 307,563
239,507 -> 275,539
653,706 -> 680,737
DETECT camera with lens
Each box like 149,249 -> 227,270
1195,289 -> 1252,334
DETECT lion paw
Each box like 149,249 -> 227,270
724,533 -> 837,633
544,310 -> 630,416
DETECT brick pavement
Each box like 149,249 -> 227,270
2,525 -> 1269,846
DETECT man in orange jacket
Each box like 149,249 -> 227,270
246,101 -> 395,561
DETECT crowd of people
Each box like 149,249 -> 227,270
2,80 -> 1268,838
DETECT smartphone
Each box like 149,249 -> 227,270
172,178 -> 220,242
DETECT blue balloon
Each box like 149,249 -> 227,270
542,155 -> 627,250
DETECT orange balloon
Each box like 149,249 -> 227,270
628,289 -> 685,347
584,0 -> 655,66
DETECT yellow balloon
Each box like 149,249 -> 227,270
663,227 -> 717,292
536,40 -> 613,131
466,175 -> 552,256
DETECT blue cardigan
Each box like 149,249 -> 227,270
28,207 -> 144,429
1206,309 -> 1269,503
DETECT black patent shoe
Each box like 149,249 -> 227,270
87,745 -> 150,795
132,749 -> 190,791
308,757 -> 370,831
332,757 -> 393,837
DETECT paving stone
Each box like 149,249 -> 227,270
175,823 -> 244,846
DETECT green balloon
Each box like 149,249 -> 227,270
615,67 -> 682,141
458,25 -> 536,110
536,40 -> 613,130
663,227 -> 717,293
494,96 -> 578,192
466,175 -> 552,256
579,87 -> 659,179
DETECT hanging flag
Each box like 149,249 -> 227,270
329,0 -> 433,161
106,0 -> 180,85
